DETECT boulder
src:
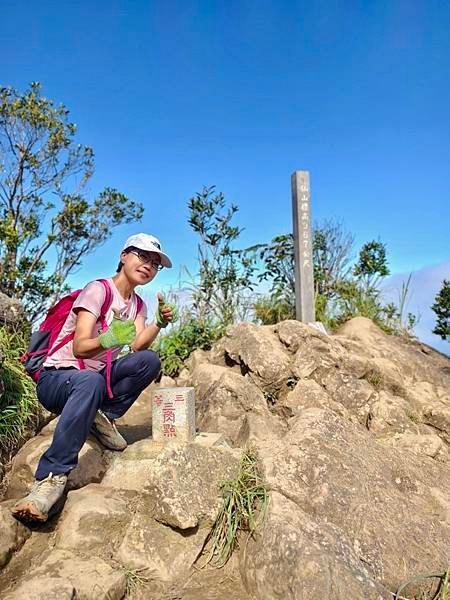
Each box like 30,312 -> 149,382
100,438 -> 166,491
283,379 -> 349,418
4,433 -> 107,500
275,319 -> 323,352
380,432 -> 448,461
144,443 -> 239,529
235,412 -> 287,446
4,577 -> 76,600
423,404 -> 450,443
222,323 -> 292,389
254,408 -> 450,592
54,484 -> 134,554
3,550 -> 126,600
0,501 -> 31,568
367,391 -> 415,434
240,491 -> 391,600
117,494 -> 209,583
192,364 -> 274,445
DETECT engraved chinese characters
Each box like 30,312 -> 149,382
291,170 -> 315,323
152,387 -> 196,442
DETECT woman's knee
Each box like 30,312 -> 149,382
137,350 -> 161,380
70,370 -> 106,396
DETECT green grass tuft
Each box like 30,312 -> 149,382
123,567 -> 150,596
0,325 -> 39,455
198,446 -> 268,569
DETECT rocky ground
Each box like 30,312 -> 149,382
0,317 -> 449,599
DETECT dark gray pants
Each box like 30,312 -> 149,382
35,350 -> 160,479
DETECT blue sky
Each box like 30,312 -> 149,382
2,1 -> 449,351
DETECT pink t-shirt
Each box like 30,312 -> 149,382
43,279 -> 147,372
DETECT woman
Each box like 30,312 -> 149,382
12,233 -> 176,522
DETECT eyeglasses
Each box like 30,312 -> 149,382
128,249 -> 163,271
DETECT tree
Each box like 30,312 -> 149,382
0,83 -> 143,322
249,220 -> 354,322
431,280 -> 450,341
187,185 -> 256,325
352,240 -> 390,290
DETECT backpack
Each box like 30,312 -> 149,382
20,279 -> 143,399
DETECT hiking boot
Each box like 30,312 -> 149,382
90,409 -> 127,451
11,472 -> 67,522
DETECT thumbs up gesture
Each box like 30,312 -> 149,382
155,293 -> 179,328
98,311 -> 137,349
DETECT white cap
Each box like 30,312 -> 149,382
122,233 -> 172,268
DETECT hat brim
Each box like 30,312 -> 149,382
155,251 -> 172,269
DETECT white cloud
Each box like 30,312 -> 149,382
381,260 -> 450,356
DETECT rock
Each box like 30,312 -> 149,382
194,432 -> 231,449
144,443 -> 239,529
4,433 -> 107,500
115,385 -> 153,443
186,348 -> 211,371
4,577 -> 76,600
367,391 -> 414,434
175,367 -> 191,387
100,438 -> 166,491
235,413 -> 287,446
283,379 -> 349,418
336,316 -> 388,347
0,293 -> 26,326
254,408 -> 450,592
3,550 -> 126,600
275,319 -> 322,352
117,494 -> 209,583
291,333 -> 347,380
55,484 -> 133,553
380,432 -> 448,460
423,404 -> 450,443
0,501 -> 31,568
240,491 -> 391,600
193,364 -> 273,445
222,323 -> 291,389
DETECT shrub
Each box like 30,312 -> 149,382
0,324 -> 40,457
155,317 -> 225,377
253,294 -> 295,325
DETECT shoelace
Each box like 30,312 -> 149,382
35,473 -> 65,492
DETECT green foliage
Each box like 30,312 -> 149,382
188,186 -> 257,325
254,233 -> 295,303
155,317 -> 225,377
198,447 -> 268,568
313,220 -> 354,299
247,221 -> 355,326
353,239 -> 390,289
0,324 -> 39,455
123,568 -> 150,596
332,280 -> 389,330
249,227 -> 418,337
431,279 -> 450,341
0,83 -> 143,322
253,293 -> 295,325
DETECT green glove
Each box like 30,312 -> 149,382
155,294 -> 179,328
98,317 -> 136,349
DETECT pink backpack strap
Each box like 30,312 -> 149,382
96,279 -> 115,399
135,293 -> 144,317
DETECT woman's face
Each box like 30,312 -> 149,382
120,248 -> 162,285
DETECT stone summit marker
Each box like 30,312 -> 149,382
291,170 -> 327,334
152,387 -> 196,442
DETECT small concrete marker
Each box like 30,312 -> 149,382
152,387 -> 196,442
